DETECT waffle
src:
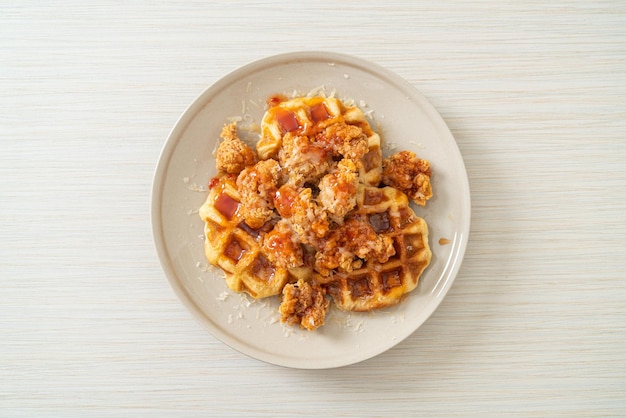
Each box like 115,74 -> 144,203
200,94 -> 433,330
199,174 -> 311,299
313,185 -> 431,311
257,96 -> 382,186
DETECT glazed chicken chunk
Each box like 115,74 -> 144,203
382,150 -> 432,206
278,133 -> 332,186
318,158 -> 360,219
215,122 -> 258,174
279,279 -> 330,331
273,184 -> 329,245
315,122 -> 369,161
236,159 -> 281,229
261,219 -> 304,270
314,216 -> 395,276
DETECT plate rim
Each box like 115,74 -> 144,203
151,50 -> 471,369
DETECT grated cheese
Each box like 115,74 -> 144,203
226,115 -> 243,123
188,183 -> 206,192
306,85 -> 327,97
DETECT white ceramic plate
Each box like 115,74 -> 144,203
152,51 -> 470,369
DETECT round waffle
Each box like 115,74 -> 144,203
257,96 -> 382,186
199,174 -> 311,299
313,185 -> 431,311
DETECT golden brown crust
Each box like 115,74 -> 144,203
318,159 -> 360,219
278,133 -> 332,187
261,220 -> 303,270
274,185 -> 329,245
315,122 -> 369,161
215,123 -> 258,174
381,150 -> 432,206
314,216 -> 395,276
279,279 -> 330,331
236,159 -> 281,229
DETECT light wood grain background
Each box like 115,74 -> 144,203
2,1 -> 625,416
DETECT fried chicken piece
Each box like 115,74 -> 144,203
318,159 -> 359,219
236,159 -> 281,229
274,184 -> 329,245
215,122 -> 258,174
279,279 -> 330,331
314,216 -> 395,276
278,132 -> 332,186
261,219 -> 303,270
381,150 -> 432,206
315,122 -> 369,161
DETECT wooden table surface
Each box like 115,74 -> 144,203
2,1 -> 625,416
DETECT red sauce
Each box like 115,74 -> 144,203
238,220 -> 277,242
330,174 -> 357,197
381,268 -> 403,292
369,212 -> 391,233
266,94 -> 287,108
349,276 -> 372,298
274,185 -> 298,218
207,177 -> 220,189
214,193 -> 239,219
263,232 -> 286,252
310,102 -> 330,123
224,238 -> 246,261
238,221 -> 261,240
274,108 -> 300,133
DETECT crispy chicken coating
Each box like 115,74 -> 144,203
215,122 -> 258,174
274,184 -> 329,245
381,151 -> 432,206
279,279 -> 330,331
236,159 -> 281,229
278,133 -> 332,186
315,122 -> 369,161
318,159 -> 359,219
261,219 -> 303,270
314,216 -> 395,276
